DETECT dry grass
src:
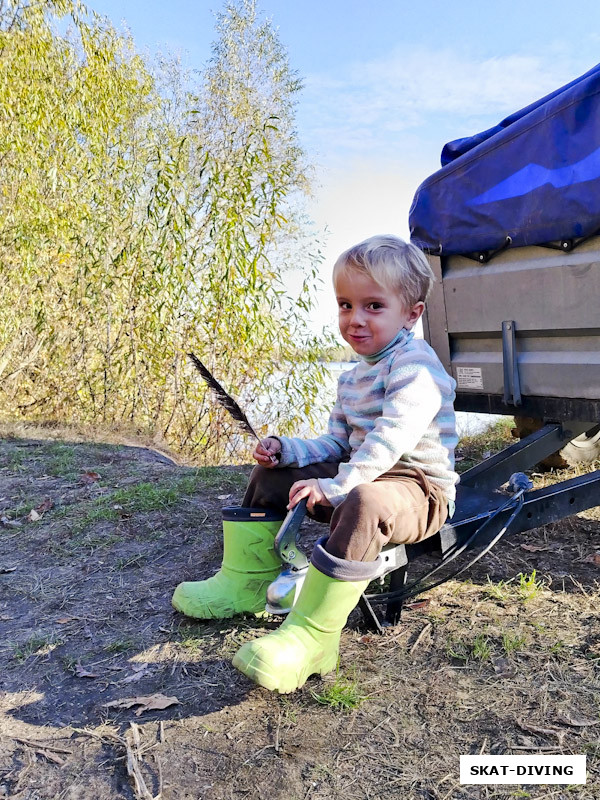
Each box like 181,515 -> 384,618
0,423 -> 598,799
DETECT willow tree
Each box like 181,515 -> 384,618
188,0 -> 330,457
0,0 -> 329,463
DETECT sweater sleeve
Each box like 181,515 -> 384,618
318,359 -> 443,506
276,392 -> 352,468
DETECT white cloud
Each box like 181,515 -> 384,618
299,46 -> 590,164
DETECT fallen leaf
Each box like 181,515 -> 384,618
27,509 -> 41,522
0,566 -> 17,574
584,553 -> 600,566
556,712 -> 600,727
404,598 -> 431,611
517,719 -> 564,739
217,494 -> 232,500
103,693 -> 180,716
81,471 -> 101,484
56,617 -> 76,624
75,661 -> 99,679
0,614 -> 15,621
119,664 -> 152,684
492,657 -> 517,678
35,498 -> 54,514
521,544 -> 550,553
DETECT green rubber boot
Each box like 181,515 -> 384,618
232,563 -> 369,693
172,507 -> 284,620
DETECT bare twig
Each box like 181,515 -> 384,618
511,745 -> 564,752
125,723 -> 156,800
36,749 -> 66,767
13,737 -> 72,755
409,623 -> 432,654
72,727 -> 123,744
274,711 -> 282,753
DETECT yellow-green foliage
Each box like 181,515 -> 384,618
0,0 -> 331,463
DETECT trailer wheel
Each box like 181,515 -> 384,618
512,417 -> 600,468
560,425 -> 600,465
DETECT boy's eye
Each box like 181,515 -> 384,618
338,301 -> 351,310
369,302 -> 384,310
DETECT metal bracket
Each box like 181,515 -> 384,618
539,226 -> 600,253
459,421 -> 596,492
502,320 -> 522,406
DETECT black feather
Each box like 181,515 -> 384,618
188,352 -> 259,441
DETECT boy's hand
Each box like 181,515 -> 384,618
288,479 -> 332,513
252,437 -> 281,467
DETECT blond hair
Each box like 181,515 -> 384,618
333,234 -> 435,307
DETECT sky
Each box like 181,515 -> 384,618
85,0 -> 600,334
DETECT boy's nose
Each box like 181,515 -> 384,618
349,309 -> 366,326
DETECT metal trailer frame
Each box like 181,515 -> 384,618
422,242 -> 600,423
273,420 -> 600,634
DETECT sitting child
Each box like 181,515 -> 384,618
172,234 -> 459,693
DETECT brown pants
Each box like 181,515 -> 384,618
243,462 -> 448,562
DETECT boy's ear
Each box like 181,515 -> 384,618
406,301 -> 425,328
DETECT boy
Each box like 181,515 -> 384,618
172,235 -> 458,693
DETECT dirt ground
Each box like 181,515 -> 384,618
0,423 -> 598,800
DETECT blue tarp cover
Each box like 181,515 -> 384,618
409,63 -> 600,255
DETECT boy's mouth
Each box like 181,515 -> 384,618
348,335 -> 370,344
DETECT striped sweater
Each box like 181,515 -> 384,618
277,331 -> 459,507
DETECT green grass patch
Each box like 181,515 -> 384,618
192,466 -> 248,490
2,495 -> 45,521
13,634 -> 56,663
57,468 -> 244,537
472,633 -> 491,661
46,443 -> 78,477
445,636 -> 470,662
484,571 -> 544,604
484,576 -> 513,602
178,634 -> 205,655
3,449 -> 24,470
311,669 -> 366,711
456,417 -> 515,473
517,569 -> 543,601
113,554 -> 146,570
111,481 -> 190,512
502,632 -> 527,655
104,638 -> 136,653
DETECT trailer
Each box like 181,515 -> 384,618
269,63 -> 600,630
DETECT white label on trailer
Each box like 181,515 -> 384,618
456,367 -> 484,390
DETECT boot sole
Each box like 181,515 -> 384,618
172,601 -> 270,620
232,648 -> 338,694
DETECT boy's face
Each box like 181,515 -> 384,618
335,270 -> 424,357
